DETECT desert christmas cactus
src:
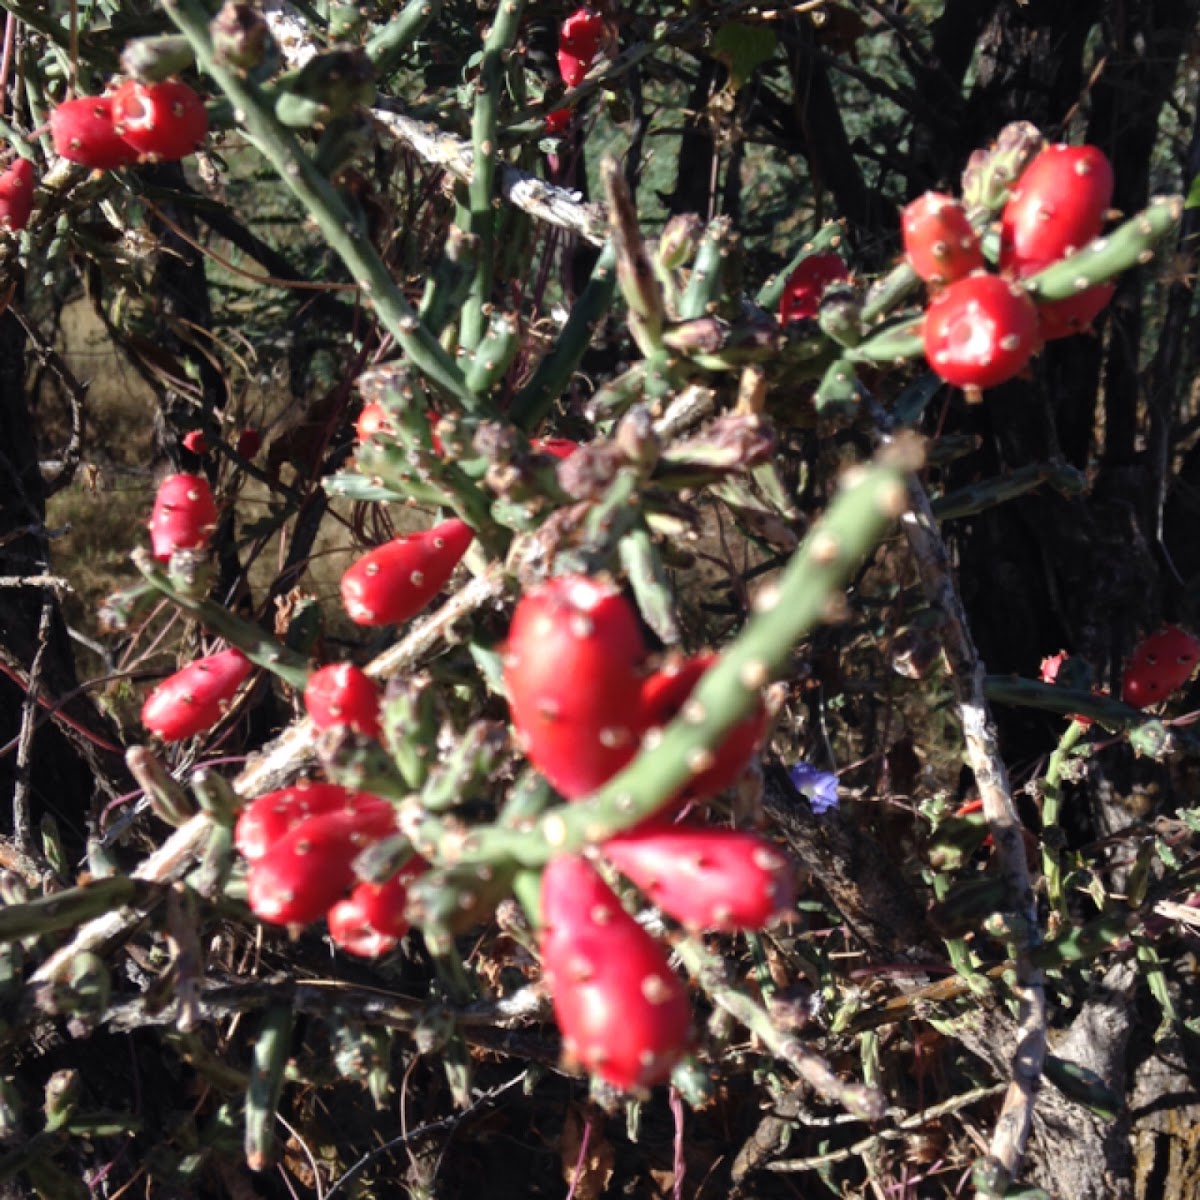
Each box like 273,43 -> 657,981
3,0 -> 1197,1193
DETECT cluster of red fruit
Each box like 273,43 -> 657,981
237,779 -> 426,958
905,144 -> 1115,393
545,6 -> 605,134
1,78 -> 208,235
52,79 -> 208,171
137,455 -> 477,734
503,575 -> 795,1090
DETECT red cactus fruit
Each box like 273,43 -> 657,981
901,191 -> 983,286
531,436 -> 580,460
50,96 -> 137,170
327,893 -> 400,957
1121,626 -> 1200,709
639,653 -> 768,806
235,781 -> 378,862
545,108 -> 572,135
181,430 -> 209,455
540,854 -> 690,1091
235,427 -> 262,459
340,517 -> 474,626
603,827 -> 794,931
304,662 -> 381,738
112,78 -> 208,161
245,801 -> 398,926
141,648 -> 252,741
149,472 -> 218,561
922,272 -> 1040,391
778,252 -> 850,324
327,854 -> 428,956
355,401 -> 395,443
999,144 -> 1114,277
1034,282 -> 1115,341
558,7 -> 604,87
0,159 -> 36,232
503,575 -> 647,799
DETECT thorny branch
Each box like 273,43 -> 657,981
900,477 -> 1046,1192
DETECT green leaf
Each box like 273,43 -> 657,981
1186,174 -> 1200,210
712,23 -> 777,91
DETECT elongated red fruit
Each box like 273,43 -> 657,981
1121,626 -> 1200,709
503,576 -> 647,798
112,78 -> 208,161
922,272 -> 1039,390
149,473 -> 218,561
0,159 -> 36,232
639,653 -> 767,806
50,96 -> 137,170
141,648 -> 251,741
246,802 -> 397,926
901,192 -> 983,286
540,855 -> 690,1091
340,517 -> 474,626
235,780 -> 370,862
304,663 -> 381,738
558,7 -> 604,87
603,827 -> 794,931
999,144 -> 1114,276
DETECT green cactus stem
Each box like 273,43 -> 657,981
0,878 -> 159,943
193,822 -> 236,900
818,287 -> 864,348
460,0 -> 527,352
381,673 -> 440,790
422,721 -> 509,813
130,549 -> 310,690
619,524 -> 683,645
846,315 -> 925,365
443,436 -> 922,869
681,217 -> 735,320
161,0 -> 483,413
982,676 -> 1144,728
497,771 -> 557,830
244,1006 -> 294,1172
510,241 -> 617,430
190,767 -> 241,827
931,461 -> 1089,521
1031,909 -> 1136,970
419,225 -> 480,339
126,746 -> 194,828
1022,196 -> 1183,302
318,729 -> 411,801
465,311 -> 521,394
602,157 -> 666,355
97,577 -> 159,634
1042,1056 -> 1121,1122
120,34 -> 195,81
365,0 -> 444,75
814,359 -> 859,418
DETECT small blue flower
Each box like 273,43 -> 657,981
788,761 -> 839,814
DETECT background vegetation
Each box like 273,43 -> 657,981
1,1 -> 1200,1197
